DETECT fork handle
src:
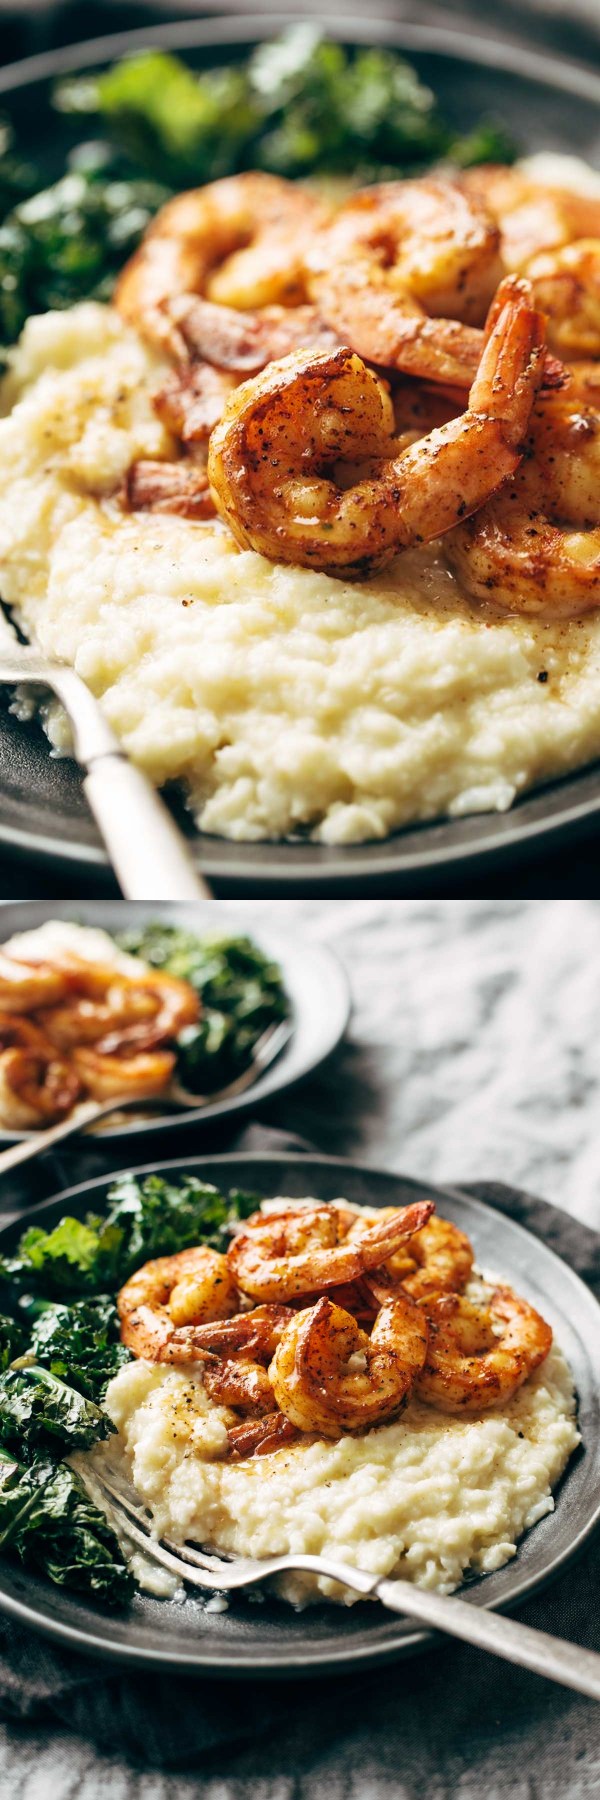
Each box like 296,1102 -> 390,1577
0,1097 -> 112,1175
375,1577 -> 600,1701
82,753 -> 211,900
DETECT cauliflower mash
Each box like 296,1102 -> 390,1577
1,300 -> 600,845
104,1327 -> 578,1608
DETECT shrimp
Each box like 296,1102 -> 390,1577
180,1303 -> 295,1361
524,240 -> 600,360
306,178 -> 503,386
163,296 -> 341,378
118,1246 -> 239,1361
227,1412 -> 299,1458
226,1199 -> 434,1302
415,1285 -> 552,1413
202,1357 -> 275,1415
145,299 -> 341,477
40,962 -> 199,1053
270,1291 -> 429,1437
122,457 -> 217,520
0,953 -> 69,1013
116,174 -> 328,346
153,364 -> 238,444
447,364 -> 600,617
0,1013 -> 82,1127
361,1212 -> 475,1305
208,277 -> 546,578
461,164 -> 600,272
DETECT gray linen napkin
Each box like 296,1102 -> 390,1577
0,1130 -> 598,1774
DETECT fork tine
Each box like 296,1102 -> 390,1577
93,1472 -> 228,1591
96,1471 -> 237,1575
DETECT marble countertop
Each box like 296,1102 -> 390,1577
0,896 -> 598,1800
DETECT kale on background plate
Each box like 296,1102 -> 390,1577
0,1446 -> 133,1606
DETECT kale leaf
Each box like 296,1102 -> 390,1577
54,29 -> 513,190
0,1365 -> 114,1455
0,1312 -> 25,1370
0,144 -> 169,344
29,1296 -> 131,1401
0,1177 -> 258,1298
0,1446 -> 133,1606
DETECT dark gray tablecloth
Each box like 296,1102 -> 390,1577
0,1122 -> 598,1790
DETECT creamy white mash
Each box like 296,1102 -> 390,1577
103,1289 -> 578,1609
3,918 -> 143,975
1,279 -> 599,844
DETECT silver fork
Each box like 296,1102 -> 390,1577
0,619 -> 211,900
0,1018 -> 292,1175
93,1469 -> 600,1701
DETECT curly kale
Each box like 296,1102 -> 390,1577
0,1364 -> 114,1456
0,1176 -> 258,1297
0,143 -> 168,343
0,1447 -> 133,1606
29,1295 -> 132,1401
55,29 -> 513,188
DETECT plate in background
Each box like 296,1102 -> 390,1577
0,901 -> 350,1143
0,1151 -> 596,1676
0,15 -> 600,890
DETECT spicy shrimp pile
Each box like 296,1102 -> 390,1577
117,1197 -> 553,1460
114,162 -> 600,612
0,947 -> 198,1128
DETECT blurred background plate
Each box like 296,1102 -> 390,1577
0,1152 -> 597,1675
0,900 -> 350,1143
0,14 -> 599,892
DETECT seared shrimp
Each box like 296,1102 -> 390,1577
149,302 -> 339,455
41,962 -> 198,1054
208,277 -> 546,577
226,1200 -> 434,1303
361,1212 -> 474,1305
181,1303 -> 295,1361
69,1045 -> 175,1101
0,954 -> 69,1013
118,1246 -> 238,1361
164,296 -> 340,379
270,1292 -> 429,1437
307,178 -> 502,385
0,1012 -> 81,1128
202,1357 -> 276,1415
122,457 -> 217,520
116,174 -> 327,344
524,240 -> 600,360
447,363 -> 600,616
415,1286 -> 552,1413
461,164 -> 600,272
227,1411 -> 298,1458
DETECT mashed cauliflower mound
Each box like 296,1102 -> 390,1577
104,1300 -> 578,1608
2,301 -> 600,844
